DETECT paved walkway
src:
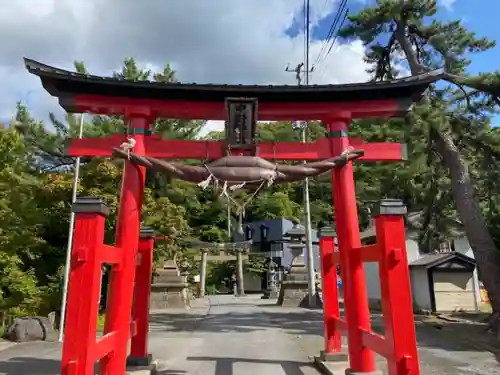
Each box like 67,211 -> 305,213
149,295 -> 319,375
0,294 -> 499,374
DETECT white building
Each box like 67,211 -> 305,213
360,213 -> 481,313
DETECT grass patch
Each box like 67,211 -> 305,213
479,302 -> 492,313
97,314 -> 106,332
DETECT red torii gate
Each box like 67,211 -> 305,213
25,58 -> 441,375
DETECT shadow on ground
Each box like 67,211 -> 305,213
150,299 -> 500,364
0,356 -> 108,375
0,357 -> 61,375
184,356 -> 314,375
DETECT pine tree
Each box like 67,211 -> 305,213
340,0 -> 500,323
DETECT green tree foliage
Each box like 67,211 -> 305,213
339,0 -> 500,314
4,7 -> 500,323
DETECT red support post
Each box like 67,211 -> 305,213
99,114 -> 149,375
127,226 -> 156,367
61,197 -> 109,375
318,226 -> 346,361
325,115 -> 377,374
374,200 -> 420,375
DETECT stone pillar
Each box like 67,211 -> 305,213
150,259 -> 190,309
236,249 -> 245,297
199,249 -> 208,298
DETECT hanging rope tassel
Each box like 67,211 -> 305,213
220,181 -> 228,197
229,182 -> 246,191
119,136 -> 136,160
267,174 -> 276,187
198,174 -> 214,189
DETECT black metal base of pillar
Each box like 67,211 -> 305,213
345,369 -> 383,375
312,354 -> 349,375
319,350 -> 349,362
126,354 -> 153,367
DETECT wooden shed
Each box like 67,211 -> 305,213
409,252 -> 479,313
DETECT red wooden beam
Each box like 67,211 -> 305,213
331,317 -> 348,335
360,329 -> 392,359
356,244 -> 380,263
93,331 -> 118,360
100,245 -> 122,265
331,244 -> 380,264
73,95 -> 405,120
68,135 -> 407,162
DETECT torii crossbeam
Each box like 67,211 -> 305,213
68,134 -> 406,161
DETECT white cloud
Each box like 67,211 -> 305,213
200,120 -> 225,136
440,0 -> 456,11
0,0 -> 370,127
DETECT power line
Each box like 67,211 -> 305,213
316,9 -> 348,80
303,0 -> 308,67
325,7 -> 348,57
311,0 -> 348,71
312,0 -> 347,69
284,0 -> 317,308
311,0 -> 344,66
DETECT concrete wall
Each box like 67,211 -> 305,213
365,238 -> 420,301
244,272 -> 262,292
410,268 -> 432,310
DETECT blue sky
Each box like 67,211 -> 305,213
442,1 -> 500,77
292,0 -> 500,124
4,0 -> 499,128
301,0 -> 500,77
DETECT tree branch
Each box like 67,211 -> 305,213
394,20 -> 422,75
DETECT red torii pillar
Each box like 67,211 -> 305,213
317,200 -> 420,375
128,227 -> 156,367
318,226 -> 345,360
325,113 -> 376,374
98,110 -> 151,375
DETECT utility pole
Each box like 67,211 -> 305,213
284,0 -> 317,307
285,73 -> 316,305
58,113 -> 85,342
303,0 -> 317,308
227,198 -> 231,239
305,0 -> 311,86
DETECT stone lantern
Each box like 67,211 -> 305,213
284,219 -> 306,268
277,219 -> 317,307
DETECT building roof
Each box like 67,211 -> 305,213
409,252 -> 475,268
24,58 -> 443,111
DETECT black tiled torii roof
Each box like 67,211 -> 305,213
24,58 -> 443,106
